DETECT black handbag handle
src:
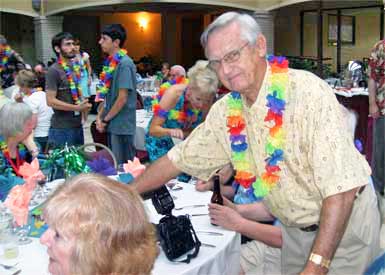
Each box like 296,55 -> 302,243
170,217 -> 201,263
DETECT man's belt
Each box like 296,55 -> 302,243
300,224 -> 319,232
299,185 -> 366,233
355,185 -> 366,199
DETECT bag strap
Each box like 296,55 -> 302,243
171,217 -> 201,264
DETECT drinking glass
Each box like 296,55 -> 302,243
143,97 -> 153,117
117,164 -> 125,174
12,214 -> 32,245
31,179 -> 48,207
0,215 -> 19,260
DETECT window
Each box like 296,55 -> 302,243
328,15 -> 355,45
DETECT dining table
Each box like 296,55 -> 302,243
135,109 -> 152,151
0,179 -> 241,275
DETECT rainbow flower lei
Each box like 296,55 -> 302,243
151,76 -> 201,123
228,55 -> 289,203
58,57 -> 82,104
0,46 -> 12,73
153,98 -> 201,123
155,76 -> 189,101
95,49 -> 127,102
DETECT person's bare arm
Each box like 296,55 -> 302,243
149,116 -> 175,137
301,187 -> 359,274
209,202 -> 282,248
368,78 -> 380,118
86,58 -> 92,85
132,155 -> 181,193
236,200 -> 276,222
46,89 -> 90,112
98,88 -> 129,131
149,85 -> 184,138
102,88 -> 128,122
195,164 -> 235,198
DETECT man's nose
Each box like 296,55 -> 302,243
221,61 -> 233,75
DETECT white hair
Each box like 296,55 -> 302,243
187,60 -> 218,95
0,102 -> 32,138
170,65 -> 186,77
200,12 -> 262,57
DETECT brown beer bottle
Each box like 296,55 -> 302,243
211,175 -> 223,226
211,175 -> 223,205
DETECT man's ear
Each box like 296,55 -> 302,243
255,34 -> 267,58
113,38 -> 121,48
54,45 -> 60,55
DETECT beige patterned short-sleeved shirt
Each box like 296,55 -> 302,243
168,66 -> 371,227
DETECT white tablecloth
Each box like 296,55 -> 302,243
135,109 -> 152,151
139,90 -> 157,98
333,87 -> 368,97
4,181 -> 240,275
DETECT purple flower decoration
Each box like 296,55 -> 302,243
277,56 -> 285,64
354,139 -> 363,153
86,157 -> 116,176
230,134 -> 246,143
158,109 -> 168,118
266,92 -> 285,115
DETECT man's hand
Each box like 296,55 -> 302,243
208,203 -> 243,231
77,100 -> 92,112
195,179 -> 213,192
96,117 -> 106,133
222,196 -> 236,210
169,128 -> 184,139
369,102 -> 380,119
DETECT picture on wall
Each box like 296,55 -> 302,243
328,14 -> 355,45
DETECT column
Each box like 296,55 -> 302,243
161,12 -> 178,65
253,11 -> 274,55
34,16 -> 63,65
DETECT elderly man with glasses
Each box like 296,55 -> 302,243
133,12 -> 380,275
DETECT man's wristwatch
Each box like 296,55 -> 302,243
102,119 -> 109,124
308,253 -> 331,270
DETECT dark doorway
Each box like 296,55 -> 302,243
181,15 -> 205,69
63,15 -> 101,74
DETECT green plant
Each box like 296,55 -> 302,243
287,57 -> 334,79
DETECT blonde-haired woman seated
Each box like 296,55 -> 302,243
145,60 -> 218,162
40,173 -> 158,275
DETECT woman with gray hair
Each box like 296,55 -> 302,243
0,102 -> 37,176
40,173 -> 158,275
145,60 -> 218,162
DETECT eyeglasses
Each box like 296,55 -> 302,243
208,42 -> 249,71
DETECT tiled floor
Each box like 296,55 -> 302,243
83,114 -> 96,145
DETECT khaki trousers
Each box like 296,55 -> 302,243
281,186 -> 381,274
241,240 -> 282,275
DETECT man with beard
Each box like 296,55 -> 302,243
0,35 -> 26,98
46,32 -> 91,148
